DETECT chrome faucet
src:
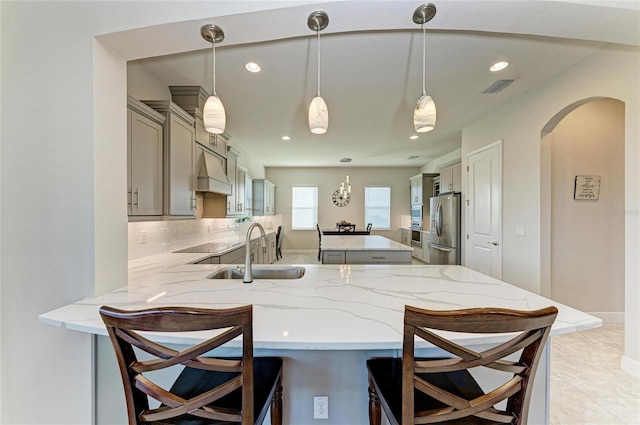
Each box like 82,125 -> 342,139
243,223 -> 266,283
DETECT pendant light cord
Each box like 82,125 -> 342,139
317,29 -> 321,97
212,40 -> 217,96
421,23 -> 426,96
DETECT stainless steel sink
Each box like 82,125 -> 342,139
206,266 -> 306,280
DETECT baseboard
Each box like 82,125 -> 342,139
621,355 -> 640,379
586,311 -> 624,323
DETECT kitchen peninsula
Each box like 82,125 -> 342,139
321,234 -> 413,264
39,255 -> 600,425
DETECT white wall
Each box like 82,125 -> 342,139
549,98 -> 625,315
266,167 -> 419,251
461,45 -> 640,375
0,2 -> 305,423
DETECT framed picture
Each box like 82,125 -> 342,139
574,175 -> 601,200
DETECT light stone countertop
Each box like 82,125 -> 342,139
322,235 -> 414,252
39,252 -> 601,350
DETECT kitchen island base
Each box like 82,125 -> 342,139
96,337 -> 550,425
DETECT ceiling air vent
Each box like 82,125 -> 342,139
407,155 -> 419,160
483,79 -> 515,94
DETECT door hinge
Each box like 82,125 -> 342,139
467,165 -> 469,171
466,234 -> 469,239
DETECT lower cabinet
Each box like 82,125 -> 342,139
346,251 -> 412,264
266,233 -> 276,264
322,251 -> 411,264
322,251 -> 346,264
401,229 -> 411,246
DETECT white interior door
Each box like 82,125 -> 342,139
466,142 -> 502,278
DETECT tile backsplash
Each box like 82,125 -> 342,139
128,216 -> 282,260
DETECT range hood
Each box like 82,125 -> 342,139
197,150 -> 232,195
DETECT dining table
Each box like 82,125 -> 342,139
322,229 -> 371,235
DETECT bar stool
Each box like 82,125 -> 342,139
366,305 -> 558,425
100,304 -> 283,425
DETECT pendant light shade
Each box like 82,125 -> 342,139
308,11 -> 329,135
201,24 -> 226,135
203,95 -> 226,134
413,4 -> 437,133
309,96 -> 329,134
414,93 -> 436,132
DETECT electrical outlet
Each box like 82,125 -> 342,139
140,231 -> 146,244
313,395 -> 328,419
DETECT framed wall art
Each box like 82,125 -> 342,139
574,175 -> 601,200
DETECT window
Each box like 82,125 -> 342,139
365,187 -> 391,229
292,186 -> 318,230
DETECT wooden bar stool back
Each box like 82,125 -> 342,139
367,305 -> 558,425
100,305 -> 283,425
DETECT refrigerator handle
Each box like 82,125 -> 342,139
437,202 -> 443,237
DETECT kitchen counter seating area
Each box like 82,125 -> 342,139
39,253 -> 600,424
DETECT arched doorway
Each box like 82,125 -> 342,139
541,97 -> 625,319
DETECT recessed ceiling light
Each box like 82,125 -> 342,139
281,136 -> 291,141
490,61 -> 509,72
245,62 -> 261,73
410,135 -> 419,140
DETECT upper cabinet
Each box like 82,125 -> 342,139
253,179 -> 276,216
142,100 -> 196,217
127,96 -> 166,218
410,174 -> 423,205
439,162 -> 462,194
410,173 -> 439,205
226,147 -> 248,217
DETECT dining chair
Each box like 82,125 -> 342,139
275,225 -> 283,260
316,223 -> 322,262
366,305 -> 558,425
100,304 -> 283,425
338,224 -> 356,232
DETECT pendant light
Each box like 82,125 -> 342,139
413,4 -> 437,133
201,24 -> 226,135
308,11 -> 329,135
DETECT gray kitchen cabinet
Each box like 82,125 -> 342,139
401,228 -> 411,246
226,147 -> 247,217
345,251 -> 412,264
253,179 -> 276,216
439,162 -> 462,194
127,96 -> 165,218
143,100 -> 196,217
266,232 -> 276,264
322,251 -> 346,264
250,239 -> 264,265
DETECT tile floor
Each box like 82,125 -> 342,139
550,323 -> 640,425
277,254 -> 640,424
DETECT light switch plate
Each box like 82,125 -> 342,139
516,226 -> 525,237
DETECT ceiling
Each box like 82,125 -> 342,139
121,1 -> 639,168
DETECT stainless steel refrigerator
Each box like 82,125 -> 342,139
429,193 -> 461,265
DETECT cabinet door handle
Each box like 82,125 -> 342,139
191,196 -> 196,210
127,190 -> 132,206
133,188 -> 139,207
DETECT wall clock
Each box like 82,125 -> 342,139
332,190 -> 350,207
